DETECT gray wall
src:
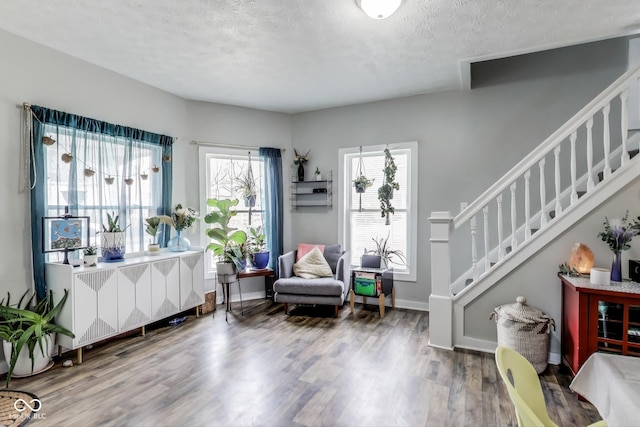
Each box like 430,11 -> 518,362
290,38 -> 630,308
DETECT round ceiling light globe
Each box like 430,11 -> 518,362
357,0 -> 402,20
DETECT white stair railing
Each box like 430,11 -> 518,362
429,65 -> 640,350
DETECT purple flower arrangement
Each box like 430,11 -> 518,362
597,211 -> 640,253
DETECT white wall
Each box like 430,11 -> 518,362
289,37 -> 629,308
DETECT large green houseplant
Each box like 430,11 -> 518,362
204,198 -> 248,278
0,289 -> 74,386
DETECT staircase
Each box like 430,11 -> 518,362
428,64 -> 640,351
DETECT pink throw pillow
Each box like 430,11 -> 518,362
296,243 -> 325,261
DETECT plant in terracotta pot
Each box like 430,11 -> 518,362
144,216 -> 162,254
248,225 -> 270,270
204,198 -> 248,281
0,289 -> 74,386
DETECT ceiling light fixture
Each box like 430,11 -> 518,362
356,0 -> 402,20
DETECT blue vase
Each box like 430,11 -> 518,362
253,252 -> 270,269
168,230 -> 190,252
611,251 -> 622,282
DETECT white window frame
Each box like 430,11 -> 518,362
198,145 -> 263,279
338,141 -> 418,282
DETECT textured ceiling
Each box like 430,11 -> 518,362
0,0 -> 639,113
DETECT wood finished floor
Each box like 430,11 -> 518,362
5,300 -> 602,427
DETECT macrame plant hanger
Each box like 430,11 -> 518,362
247,151 -> 255,225
356,146 -> 365,212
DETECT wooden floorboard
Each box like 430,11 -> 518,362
3,300 -> 603,426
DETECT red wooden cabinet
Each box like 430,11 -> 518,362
561,275 -> 640,376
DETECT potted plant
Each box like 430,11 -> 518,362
83,244 -> 98,266
0,289 -> 75,386
248,225 -> 270,269
101,212 -> 128,262
378,148 -> 400,225
354,174 -> 374,193
314,167 -> 322,181
158,204 -> 200,252
235,172 -> 257,208
144,216 -> 162,254
204,198 -> 248,281
367,231 -> 406,269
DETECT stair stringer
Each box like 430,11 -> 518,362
450,155 -> 640,352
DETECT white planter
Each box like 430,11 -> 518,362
102,231 -> 126,261
315,174 -> 322,181
2,333 -> 56,377
84,254 -> 98,266
147,243 -> 160,255
216,261 -> 237,284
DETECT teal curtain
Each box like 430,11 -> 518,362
259,147 -> 283,275
30,105 -> 173,299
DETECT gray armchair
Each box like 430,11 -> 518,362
274,245 -> 351,317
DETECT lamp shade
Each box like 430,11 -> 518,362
357,0 -> 402,19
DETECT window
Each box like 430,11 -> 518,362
43,124 -> 164,261
339,142 -> 418,281
199,146 -> 263,277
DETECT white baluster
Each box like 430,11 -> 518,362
539,158 -> 547,227
554,146 -> 562,217
470,216 -> 478,281
510,182 -> 518,251
603,104 -> 612,178
570,131 -> 577,204
586,118 -> 594,191
524,170 -> 531,240
497,195 -> 504,260
621,90 -> 630,165
483,206 -> 490,272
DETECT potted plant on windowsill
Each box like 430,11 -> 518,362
144,216 -> 162,254
367,231 -> 406,269
0,289 -> 75,386
204,198 -> 248,283
101,212 -> 129,262
248,225 -> 269,270
83,244 -> 98,266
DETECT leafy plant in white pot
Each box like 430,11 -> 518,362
0,289 -> 74,386
144,216 -> 162,254
101,212 -> 128,262
204,198 -> 248,282
83,244 -> 98,266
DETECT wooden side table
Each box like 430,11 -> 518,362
349,267 -> 394,318
238,268 -> 276,299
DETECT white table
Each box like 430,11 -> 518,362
570,352 -> 640,426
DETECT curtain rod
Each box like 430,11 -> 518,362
191,140 -> 286,152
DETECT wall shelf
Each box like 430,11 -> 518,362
291,170 -> 332,209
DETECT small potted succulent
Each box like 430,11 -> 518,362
144,216 -> 162,254
83,245 -> 98,266
314,167 -> 322,181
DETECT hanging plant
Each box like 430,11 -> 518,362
42,135 -> 56,146
83,168 -> 95,177
105,176 -> 115,185
61,153 -> 73,163
163,154 -> 171,163
140,172 -> 148,180
124,178 -> 134,186
152,165 -> 160,173
378,148 -> 399,225
353,146 -> 373,194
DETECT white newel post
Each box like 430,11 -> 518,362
429,211 -> 454,350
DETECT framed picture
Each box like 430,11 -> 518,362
42,215 -> 90,254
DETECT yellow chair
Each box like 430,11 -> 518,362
494,346 -> 606,427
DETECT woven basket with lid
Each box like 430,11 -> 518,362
490,296 -> 556,373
